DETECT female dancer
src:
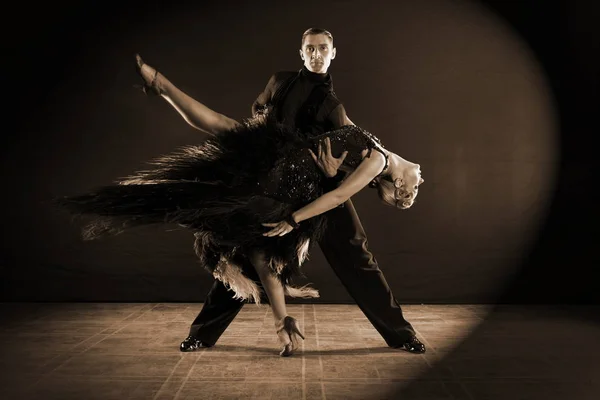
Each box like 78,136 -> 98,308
57,55 -> 424,357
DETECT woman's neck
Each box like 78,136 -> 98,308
385,152 -> 414,180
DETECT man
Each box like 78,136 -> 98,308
180,28 -> 426,353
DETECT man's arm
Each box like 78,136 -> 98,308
251,74 -> 277,116
309,138 -> 348,178
328,103 -> 355,128
312,103 -> 355,181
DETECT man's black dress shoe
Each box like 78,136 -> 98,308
394,335 -> 426,354
180,335 -> 211,352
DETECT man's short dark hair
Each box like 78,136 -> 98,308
301,28 -> 334,46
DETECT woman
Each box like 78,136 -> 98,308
57,55 -> 424,357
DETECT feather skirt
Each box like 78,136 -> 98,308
56,120 -> 330,302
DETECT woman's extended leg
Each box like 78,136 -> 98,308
248,250 -> 305,357
135,54 -> 241,135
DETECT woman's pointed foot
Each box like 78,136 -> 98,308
134,53 -> 163,96
276,315 -> 305,357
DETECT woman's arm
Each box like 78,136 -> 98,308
262,150 -> 386,237
293,150 -> 385,222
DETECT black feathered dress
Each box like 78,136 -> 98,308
56,119 -> 387,303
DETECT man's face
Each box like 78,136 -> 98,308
299,34 -> 336,74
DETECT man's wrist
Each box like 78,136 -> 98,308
330,170 -> 344,182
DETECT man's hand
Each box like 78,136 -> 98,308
309,137 -> 348,178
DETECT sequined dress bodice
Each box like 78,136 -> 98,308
259,125 -> 386,205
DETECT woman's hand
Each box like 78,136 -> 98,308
262,221 -> 294,237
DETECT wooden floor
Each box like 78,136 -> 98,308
0,303 -> 598,399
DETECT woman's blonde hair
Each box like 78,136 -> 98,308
376,177 -> 415,209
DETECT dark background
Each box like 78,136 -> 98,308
1,0 -> 597,304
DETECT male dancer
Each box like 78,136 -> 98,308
175,28 -> 426,353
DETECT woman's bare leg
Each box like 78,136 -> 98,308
249,251 -> 288,323
136,55 -> 241,135
248,250 -> 305,356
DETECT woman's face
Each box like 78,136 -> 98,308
378,165 -> 424,209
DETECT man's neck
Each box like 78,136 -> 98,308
301,66 -> 330,82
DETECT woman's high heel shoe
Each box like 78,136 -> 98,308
276,316 -> 305,357
134,54 -> 163,96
